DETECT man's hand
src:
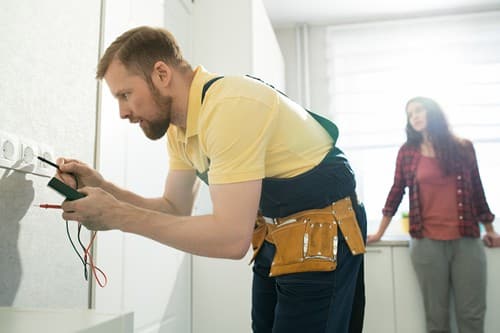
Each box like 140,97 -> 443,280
56,157 -> 104,189
61,187 -> 125,230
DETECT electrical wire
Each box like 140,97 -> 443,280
74,178 -> 89,280
39,176 -> 108,287
77,224 -> 89,279
65,220 -> 87,267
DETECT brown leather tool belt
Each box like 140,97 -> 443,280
250,196 -> 365,277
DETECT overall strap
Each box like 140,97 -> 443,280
201,76 -> 224,104
196,76 -> 224,185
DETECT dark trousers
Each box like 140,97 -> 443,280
251,203 -> 367,333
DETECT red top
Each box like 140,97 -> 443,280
382,140 -> 494,239
416,156 -> 461,240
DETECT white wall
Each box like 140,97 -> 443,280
251,0 -> 285,90
192,0 -> 252,75
274,25 -> 329,117
0,0 -> 100,308
191,2 -> 253,331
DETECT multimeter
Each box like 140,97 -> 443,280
37,156 -> 85,201
47,177 -> 86,201
37,156 -> 86,201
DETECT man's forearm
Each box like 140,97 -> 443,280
116,204 -> 253,259
100,181 -> 179,214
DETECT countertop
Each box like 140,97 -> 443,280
367,234 -> 411,247
0,307 -> 133,333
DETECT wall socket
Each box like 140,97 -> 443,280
0,130 -> 55,177
0,130 -> 20,163
38,144 -> 56,177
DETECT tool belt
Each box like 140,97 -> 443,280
250,196 -> 365,277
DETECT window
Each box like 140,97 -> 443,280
325,12 -> 500,236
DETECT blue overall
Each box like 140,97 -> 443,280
199,77 -> 367,333
254,147 -> 367,333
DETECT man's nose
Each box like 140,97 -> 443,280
119,103 -> 131,119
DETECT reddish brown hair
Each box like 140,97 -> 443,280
96,26 -> 190,87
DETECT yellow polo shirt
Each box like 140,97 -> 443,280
167,66 -> 333,185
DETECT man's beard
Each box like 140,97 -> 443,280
143,87 -> 173,140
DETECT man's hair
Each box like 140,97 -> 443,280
96,26 -> 191,84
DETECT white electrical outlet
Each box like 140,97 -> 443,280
37,144 -> 56,177
0,130 -> 53,177
0,130 -> 20,169
18,137 -> 39,172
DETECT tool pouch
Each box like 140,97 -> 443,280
250,214 -> 268,263
250,196 -> 365,277
269,211 -> 338,277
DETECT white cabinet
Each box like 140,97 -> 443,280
485,248 -> 500,333
363,247 -> 396,333
392,247 -> 427,333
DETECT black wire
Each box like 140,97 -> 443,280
64,176 -> 89,280
77,224 -> 89,279
74,178 -> 90,280
66,220 -> 86,267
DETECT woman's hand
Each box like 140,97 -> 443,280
367,216 -> 392,244
367,233 -> 382,244
483,231 -> 500,248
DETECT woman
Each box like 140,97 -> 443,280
368,96 -> 497,333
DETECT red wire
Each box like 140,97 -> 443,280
84,231 -> 108,288
39,203 -> 108,287
38,204 -> 62,209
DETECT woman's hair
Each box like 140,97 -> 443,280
405,96 -> 467,175
96,26 -> 191,88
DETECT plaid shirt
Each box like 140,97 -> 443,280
382,141 -> 495,238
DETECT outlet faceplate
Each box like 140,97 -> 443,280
38,144 -> 57,177
18,138 -> 39,173
0,130 -> 20,168
0,130 -> 55,177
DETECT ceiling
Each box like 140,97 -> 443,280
262,0 -> 500,27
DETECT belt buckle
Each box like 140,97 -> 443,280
265,216 -> 298,227
263,216 -> 276,224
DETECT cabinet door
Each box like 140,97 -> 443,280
392,247 -> 427,333
485,248 -> 500,333
364,246 -> 396,333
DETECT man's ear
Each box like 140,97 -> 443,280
152,61 -> 171,88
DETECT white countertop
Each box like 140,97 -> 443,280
0,307 -> 133,333
368,234 -> 411,247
